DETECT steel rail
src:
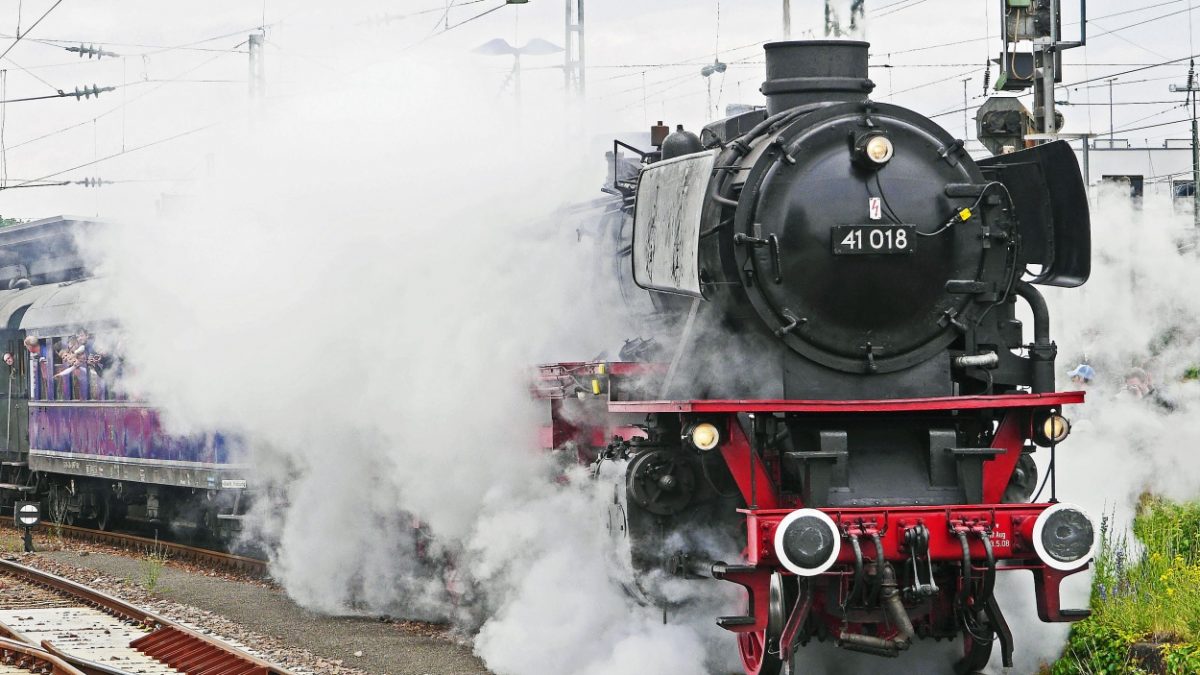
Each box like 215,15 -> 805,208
0,636 -> 85,675
34,524 -> 268,577
0,558 -> 295,675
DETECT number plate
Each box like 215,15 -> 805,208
832,225 -> 916,255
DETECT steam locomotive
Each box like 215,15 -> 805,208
537,41 -> 1094,674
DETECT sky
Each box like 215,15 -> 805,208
0,0 -> 1195,220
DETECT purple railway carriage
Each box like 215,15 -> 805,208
0,268 -> 249,533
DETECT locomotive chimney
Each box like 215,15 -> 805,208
761,40 -> 875,115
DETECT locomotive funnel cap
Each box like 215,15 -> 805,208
761,40 -> 875,114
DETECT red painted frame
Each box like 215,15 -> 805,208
607,391 -> 1083,414
531,362 -> 1092,638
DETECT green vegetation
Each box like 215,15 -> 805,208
139,539 -> 170,593
0,216 -> 26,228
1051,497 -> 1200,674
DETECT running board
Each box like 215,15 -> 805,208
716,616 -> 755,630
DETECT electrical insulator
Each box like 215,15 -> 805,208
65,44 -> 119,59
71,84 -> 115,100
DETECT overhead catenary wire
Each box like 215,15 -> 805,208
0,84 -> 113,104
873,0 -> 931,19
3,55 -> 60,92
5,46 -> 241,154
592,40 -> 768,87
610,2 -> 1198,118
364,0 -> 491,26
0,120 -> 219,191
0,25 -> 264,57
926,51 -> 1200,121
882,0 -> 1192,58
0,0 -> 64,62
407,2 -> 508,49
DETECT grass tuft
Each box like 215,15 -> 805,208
1052,497 -> 1200,674
139,538 -> 170,593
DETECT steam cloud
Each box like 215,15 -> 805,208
73,25 -> 1200,675
80,51 -> 735,674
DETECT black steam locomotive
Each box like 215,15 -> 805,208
537,40 -> 1093,674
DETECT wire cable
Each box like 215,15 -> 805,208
5,47 -> 239,154
0,0 -> 64,62
407,2 -> 507,49
874,0 -> 930,19
0,121 -> 219,191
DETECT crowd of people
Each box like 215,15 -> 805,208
0,330 -> 112,400
1064,361 -> 1178,412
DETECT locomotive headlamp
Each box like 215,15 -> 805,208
774,508 -> 842,576
1031,503 -> 1096,571
854,133 -> 894,168
1033,412 -> 1071,446
686,422 -> 721,451
865,136 -> 894,163
1042,415 -> 1070,443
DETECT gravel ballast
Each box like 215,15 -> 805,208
12,547 -> 490,675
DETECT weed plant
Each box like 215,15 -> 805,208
1052,497 -> 1200,674
140,539 -> 170,593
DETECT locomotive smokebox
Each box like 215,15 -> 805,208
761,40 -> 875,114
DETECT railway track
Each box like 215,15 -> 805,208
0,635 -> 84,674
0,556 -> 294,675
32,524 -> 269,577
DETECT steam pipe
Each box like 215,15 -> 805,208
1015,281 -> 1050,345
677,555 -> 722,579
953,352 -> 1000,369
711,105 -> 818,208
838,564 -> 913,656
1015,281 -> 1057,393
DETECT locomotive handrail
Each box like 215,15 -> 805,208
607,391 -> 1084,414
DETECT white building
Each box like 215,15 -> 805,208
1070,139 -> 1195,201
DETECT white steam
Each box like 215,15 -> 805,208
74,25 -> 1200,675
980,188 -> 1200,674
81,52 -> 728,673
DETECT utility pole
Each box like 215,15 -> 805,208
1104,77 -> 1113,142
1038,0 -> 1059,136
248,32 -> 265,103
1192,62 -> 1198,228
962,77 -> 972,143
1169,61 -> 1200,226
783,0 -> 792,39
564,0 -> 585,100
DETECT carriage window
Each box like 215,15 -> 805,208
2,339 -> 28,398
